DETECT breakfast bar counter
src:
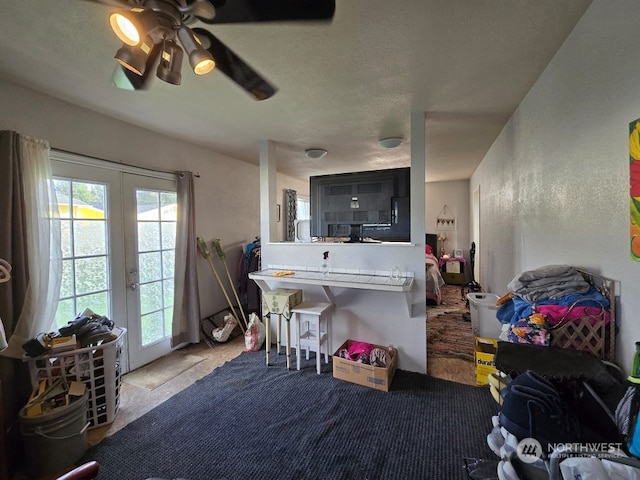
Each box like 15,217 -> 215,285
249,268 -> 415,368
249,268 -> 413,304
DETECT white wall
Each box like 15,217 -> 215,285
470,0 -> 639,370
426,180 -> 470,260
0,78 -> 296,319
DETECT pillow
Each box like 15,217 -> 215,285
507,312 -> 549,346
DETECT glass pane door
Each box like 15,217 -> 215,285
52,158 -> 176,373
123,174 -> 177,370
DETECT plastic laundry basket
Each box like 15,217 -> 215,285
19,392 -> 90,477
466,292 -> 500,338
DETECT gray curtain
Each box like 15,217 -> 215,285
0,131 -> 27,357
171,171 -> 201,346
285,189 -> 297,241
0,130 -> 62,475
0,131 -> 28,477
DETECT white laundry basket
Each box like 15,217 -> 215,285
25,327 -> 125,429
466,293 -> 500,338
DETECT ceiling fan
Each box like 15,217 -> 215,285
84,0 -> 336,100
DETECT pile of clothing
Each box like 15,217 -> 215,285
496,264 -> 610,347
335,340 -> 389,368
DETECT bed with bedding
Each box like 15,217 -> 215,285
426,251 -> 445,305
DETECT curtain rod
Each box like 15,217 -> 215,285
50,149 -> 179,181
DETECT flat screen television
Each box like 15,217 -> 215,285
309,167 -> 410,242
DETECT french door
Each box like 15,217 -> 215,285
122,173 -> 177,370
51,155 -> 177,373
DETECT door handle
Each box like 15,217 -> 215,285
128,268 -> 139,290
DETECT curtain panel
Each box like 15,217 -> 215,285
285,189 -> 297,241
0,131 -> 61,359
171,171 -> 201,346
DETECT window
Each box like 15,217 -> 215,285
53,178 -> 110,328
135,189 -> 177,346
297,194 -> 310,220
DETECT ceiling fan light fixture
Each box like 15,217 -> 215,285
191,54 -> 215,75
379,137 -> 403,149
305,148 -> 328,159
114,37 -> 155,76
178,27 -> 215,75
109,8 -> 159,47
156,40 -> 183,85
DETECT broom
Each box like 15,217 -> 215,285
212,239 -> 249,331
196,237 -> 245,334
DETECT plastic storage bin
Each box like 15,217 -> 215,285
466,293 -> 500,338
26,327 -> 126,429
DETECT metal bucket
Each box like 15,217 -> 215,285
19,391 -> 90,476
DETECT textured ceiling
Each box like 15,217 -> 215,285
0,0 -> 592,181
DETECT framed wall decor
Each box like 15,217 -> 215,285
435,204 -> 457,231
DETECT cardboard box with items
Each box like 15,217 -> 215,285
475,337 -> 498,386
332,340 -> 397,392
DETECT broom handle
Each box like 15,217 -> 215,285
197,238 -> 245,333
212,239 -> 248,329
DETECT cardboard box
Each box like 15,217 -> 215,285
332,340 -> 397,391
475,337 -> 498,386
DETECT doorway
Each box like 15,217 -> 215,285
51,154 -> 177,373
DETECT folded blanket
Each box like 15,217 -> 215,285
507,264 -> 591,302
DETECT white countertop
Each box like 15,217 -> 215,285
249,269 -> 414,292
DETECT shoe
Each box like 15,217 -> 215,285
492,415 -> 501,428
505,370 -> 559,400
59,315 -> 93,336
77,322 -> 115,347
487,425 -> 505,456
497,456 -> 521,480
500,427 -> 519,454
499,384 -> 582,452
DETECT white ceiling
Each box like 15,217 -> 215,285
0,0 -> 592,182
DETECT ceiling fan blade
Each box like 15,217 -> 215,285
197,0 -> 335,24
192,28 -> 277,101
111,43 -> 162,91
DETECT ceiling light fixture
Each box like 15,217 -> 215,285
379,137 -> 403,149
108,5 -> 216,86
305,149 -> 328,159
156,39 -> 184,85
114,36 -> 155,76
109,8 -> 160,47
177,27 -> 215,75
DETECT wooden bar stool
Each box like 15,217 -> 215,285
292,301 -> 334,374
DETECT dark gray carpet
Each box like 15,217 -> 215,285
82,348 -> 499,479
